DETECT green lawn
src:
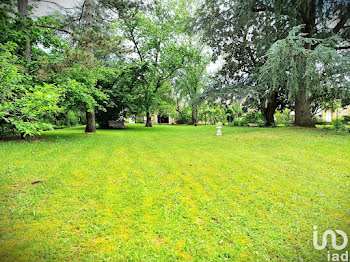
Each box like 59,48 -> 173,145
0,125 -> 349,261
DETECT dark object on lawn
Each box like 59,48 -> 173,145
31,180 -> 43,185
315,121 -> 332,125
108,120 -> 128,129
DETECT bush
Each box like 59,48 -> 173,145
332,118 -> 347,132
275,109 -> 293,126
230,112 -> 266,127
66,110 -> 80,126
135,115 -> 145,124
176,107 -> 192,124
0,43 -> 61,137
231,119 -> 248,127
51,109 -> 81,128
242,111 -> 266,127
231,120 -> 240,126
0,121 -> 16,137
255,118 -> 266,127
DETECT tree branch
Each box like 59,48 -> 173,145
333,3 -> 350,33
336,46 -> 350,50
36,0 -> 75,10
127,25 -> 143,62
251,5 -> 267,12
153,66 -> 181,94
35,24 -> 73,35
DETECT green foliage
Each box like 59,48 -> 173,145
197,0 -> 350,125
259,26 -> 350,104
226,103 -> 243,122
242,111 -> 266,127
0,43 -> 61,137
175,107 -> 192,124
196,103 -> 228,125
275,109 -> 293,126
332,118 -> 348,132
51,109 -> 81,128
113,0 -> 201,124
156,99 -> 177,119
175,43 -> 210,123
231,119 -> 248,127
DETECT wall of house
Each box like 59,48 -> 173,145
336,106 -> 350,117
318,105 -> 350,122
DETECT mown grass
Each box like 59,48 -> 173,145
0,124 -> 349,261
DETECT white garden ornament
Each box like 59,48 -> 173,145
216,125 -> 222,136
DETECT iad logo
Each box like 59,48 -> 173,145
313,226 -> 348,250
313,226 -> 349,261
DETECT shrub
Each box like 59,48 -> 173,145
275,109 -> 293,126
231,120 -> 240,126
343,115 -> 350,123
135,115 -> 145,124
242,111 -> 266,127
231,119 -> 248,126
176,107 -> 192,124
50,109 -> 81,128
285,121 -> 292,127
255,118 -> 266,127
66,110 -> 80,126
332,118 -> 347,132
0,43 -> 61,137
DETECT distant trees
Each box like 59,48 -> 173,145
0,0 -> 213,137
114,0 -> 197,127
175,44 -> 209,126
5,0 -> 349,138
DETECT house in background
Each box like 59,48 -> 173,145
316,105 -> 350,122
125,115 -> 176,124
143,115 -> 176,125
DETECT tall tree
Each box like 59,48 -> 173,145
259,26 -> 350,118
252,0 -> 349,126
84,0 -> 96,133
39,0 -> 124,133
175,44 -> 209,126
196,0 -> 292,126
197,0 -> 350,127
115,0 -> 193,127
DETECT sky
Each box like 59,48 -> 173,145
32,0 -> 82,16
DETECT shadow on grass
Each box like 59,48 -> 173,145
38,124 -> 154,142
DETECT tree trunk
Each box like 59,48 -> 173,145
191,105 -> 197,126
145,112 -> 152,127
263,107 -> 275,127
84,0 -> 97,132
294,0 -> 315,127
85,109 -> 96,133
261,91 -> 278,127
295,87 -> 314,127
17,0 -> 32,140
17,0 -> 30,59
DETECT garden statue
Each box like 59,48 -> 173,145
216,125 -> 222,136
